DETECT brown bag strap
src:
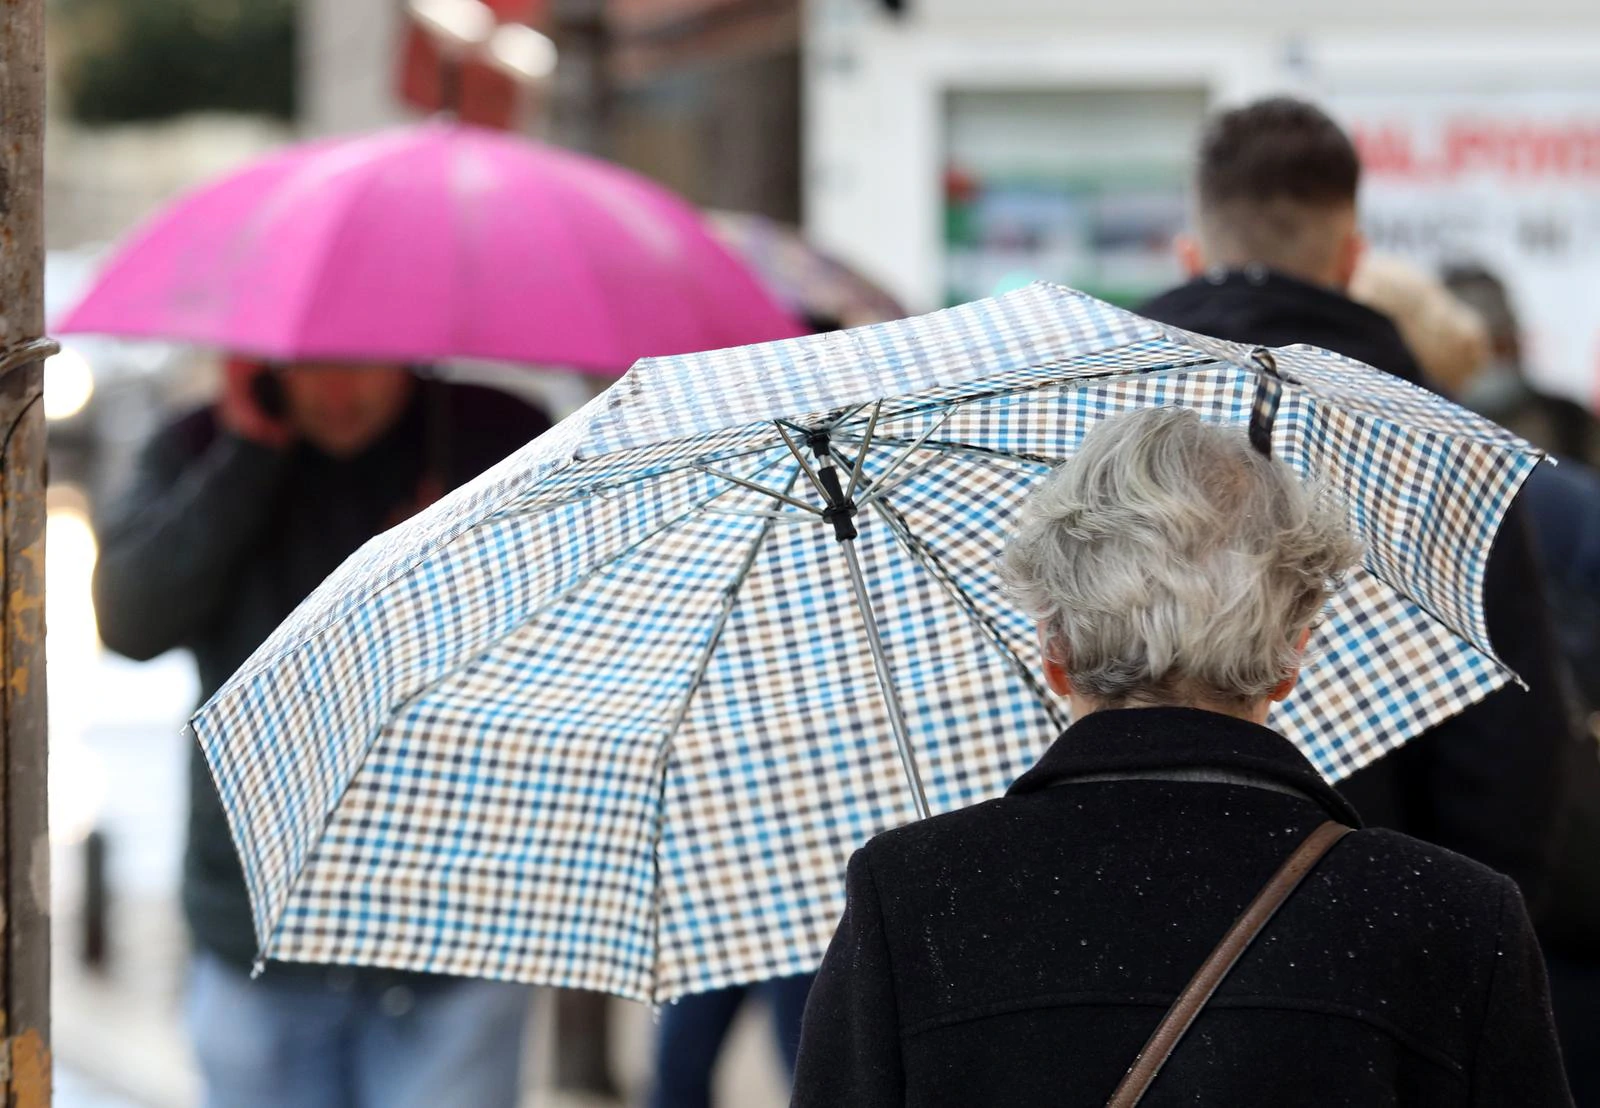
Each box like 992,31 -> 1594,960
1105,820 -> 1352,1108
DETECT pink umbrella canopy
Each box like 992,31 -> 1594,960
59,123 -> 805,373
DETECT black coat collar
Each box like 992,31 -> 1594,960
1008,706 -> 1362,827
1139,268 -> 1427,390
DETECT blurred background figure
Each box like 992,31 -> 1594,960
1351,254 -> 1600,1106
1441,265 -> 1600,469
647,975 -> 813,1108
1348,254 -> 1490,396
91,357 -> 552,1108
1140,94 -> 1573,940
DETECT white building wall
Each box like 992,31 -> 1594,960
299,0 -> 410,138
911,0 -> 1600,31
805,0 -> 1600,314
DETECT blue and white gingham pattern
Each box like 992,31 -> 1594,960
191,282 -> 1541,1003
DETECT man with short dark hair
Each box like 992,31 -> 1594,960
1141,96 -> 1573,913
1443,263 -> 1600,468
1185,96 -> 1364,293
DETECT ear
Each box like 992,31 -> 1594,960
1175,232 -> 1207,278
1332,226 -> 1366,292
1037,623 -> 1073,697
1268,626 -> 1315,703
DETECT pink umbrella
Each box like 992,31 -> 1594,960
59,123 -> 804,373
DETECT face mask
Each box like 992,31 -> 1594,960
1460,360 -> 1528,414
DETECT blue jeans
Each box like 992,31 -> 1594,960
648,974 -> 815,1108
186,952 -> 532,1108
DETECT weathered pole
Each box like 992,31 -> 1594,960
0,0 -> 53,1103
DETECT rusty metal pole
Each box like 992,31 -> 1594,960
0,0 -> 53,1104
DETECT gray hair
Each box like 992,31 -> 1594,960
1003,407 -> 1361,709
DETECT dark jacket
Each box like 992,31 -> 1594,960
92,380 -> 551,971
1521,459 -> 1600,709
792,708 -> 1572,1107
1139,270 -> 1573,909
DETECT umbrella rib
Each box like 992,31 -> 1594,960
503,440 -> 802,517
844,401 -> 882,502
698,508 -> 815,524
846,409 -> 953,503
647,464 -> 806,1004
858,455 -> 943,509
841,435 -> 1061,472
855,489 -> 1070,734
821,402 -> 875,435
774,421 -> 830,501
483,454 -> 800,648
848,356 -> 1223,432
696,462 -> 824,515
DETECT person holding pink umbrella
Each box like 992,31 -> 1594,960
93,355 -> 553,1108
71,120 -> 801,1108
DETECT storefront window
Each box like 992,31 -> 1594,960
944,87 -> 1207,307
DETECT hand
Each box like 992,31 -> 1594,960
218,358 -> 294,449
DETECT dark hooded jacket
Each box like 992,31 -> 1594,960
92,379 -> 551,972
1139,270 -> 1573,911
792,708 -> 1571,1107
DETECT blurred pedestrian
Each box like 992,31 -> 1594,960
647,974 -> 813,1108
792,408 -> 1572,1106
1348,253 -> 1490,395
1442,264 -> 1600,468
1139,96 -> 1574,912
1352,255 -> 1600,1105
92,358 -> 553,1108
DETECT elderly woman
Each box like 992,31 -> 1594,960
790,407 -> 1570,1107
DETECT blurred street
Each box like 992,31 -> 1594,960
49,641 -> 197,1107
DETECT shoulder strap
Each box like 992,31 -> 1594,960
1106,820 -> 1352,1108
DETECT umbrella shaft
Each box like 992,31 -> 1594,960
840,538 -> 932,821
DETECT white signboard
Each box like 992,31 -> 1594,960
1325,89 -> 1600,409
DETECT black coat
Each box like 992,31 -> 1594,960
92,380 -> 551,971
792,708 -> 1571,1107
1139,271 -> 1573,910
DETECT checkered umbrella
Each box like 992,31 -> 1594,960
192,282 -> 1540,1004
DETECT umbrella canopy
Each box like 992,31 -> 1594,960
191,283 -> 1539,1004
58,123 -> 804,373
706,211 -> 907,329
